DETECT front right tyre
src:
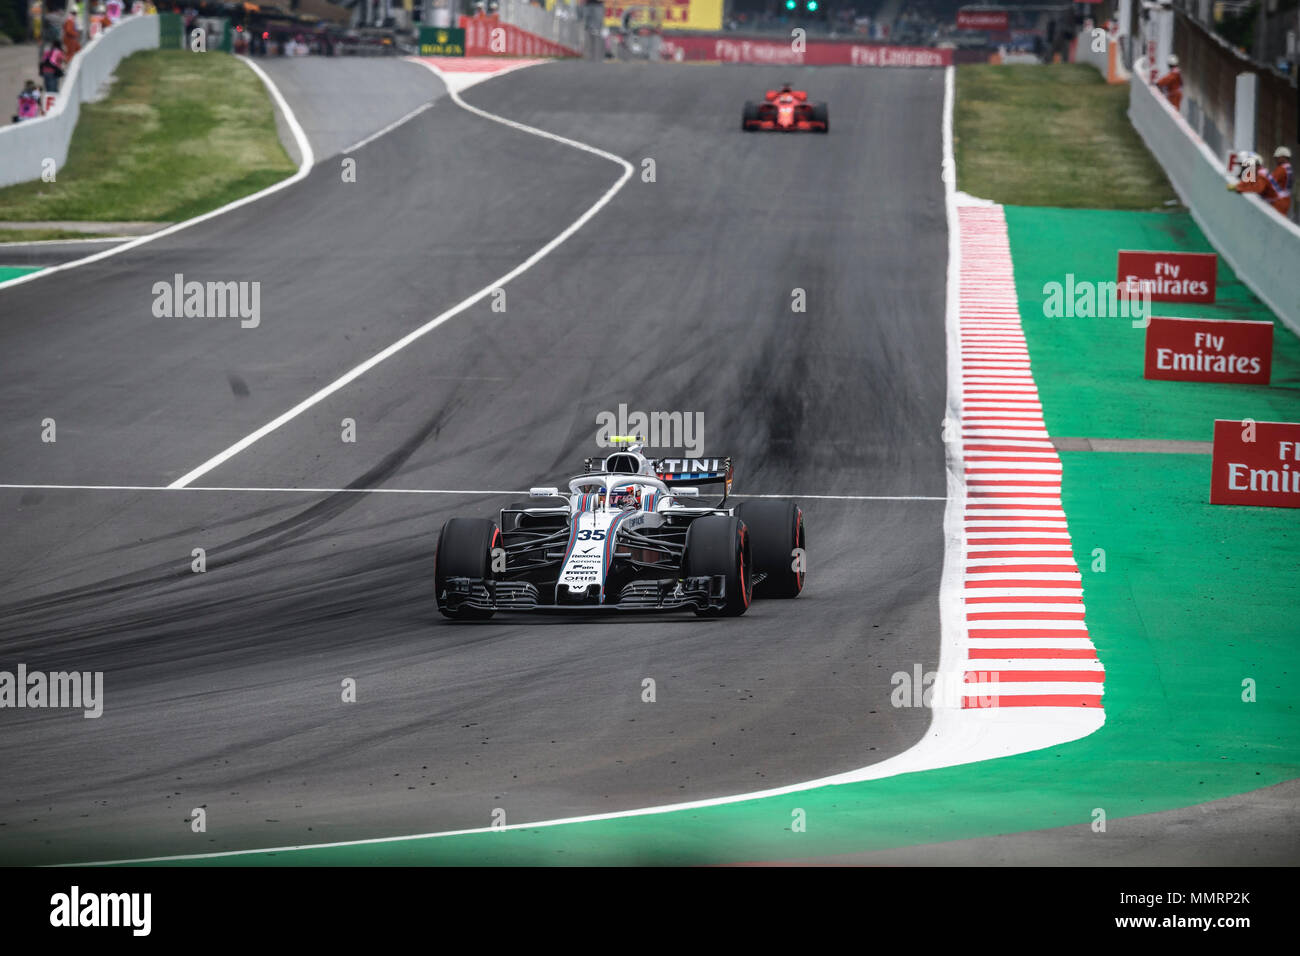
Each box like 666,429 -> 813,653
683,515 -> 752,617
434,517 -> 500,620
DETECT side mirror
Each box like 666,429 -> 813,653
529,487 -> 561,498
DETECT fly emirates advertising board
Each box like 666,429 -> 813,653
1118,250 -> 1217,304
1144,317 -> 1273,385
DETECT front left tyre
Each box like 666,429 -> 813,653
735,500 -> 805,599
434,517 -> 500,620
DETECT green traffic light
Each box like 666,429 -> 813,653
785,0 -> 796,8
806,0 -> 819,10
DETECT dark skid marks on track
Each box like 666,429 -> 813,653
0,400 -> 469,671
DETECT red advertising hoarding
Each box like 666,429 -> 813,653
1210,420 -> 1300,508
957,10 -> 1009,30
1117,250 -> 1217,304
459,14 -> 580,57
1144,317 -> 1273,384
658,36 -> 951,67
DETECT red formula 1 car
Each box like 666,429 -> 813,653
741,84 -> 829,133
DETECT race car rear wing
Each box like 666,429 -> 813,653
651,457 -> 733,490
583,455 -> 734,501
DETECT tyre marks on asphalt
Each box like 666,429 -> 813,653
956,203 -> 1105,710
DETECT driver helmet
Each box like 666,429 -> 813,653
610,486 -> 641,510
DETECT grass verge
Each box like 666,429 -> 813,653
955,64 -> 1179,210
0,49 -> 294,222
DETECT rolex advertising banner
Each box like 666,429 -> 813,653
419,26 -> 466,55
604,0 -> 723,31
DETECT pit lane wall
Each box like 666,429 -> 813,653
0,15 -> 160,190
1130,58 -> 1300,334
659,35 -> 951,67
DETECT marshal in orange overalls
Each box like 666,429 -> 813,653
1156,67 -> 1182,111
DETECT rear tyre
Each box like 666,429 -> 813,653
735,500 -> 805,599
434,517 -> 499,620
683,515 -> 752,617
811,102 -> 829,132
742,100 -> 759,131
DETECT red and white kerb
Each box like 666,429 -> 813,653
956,206 -> 1104,712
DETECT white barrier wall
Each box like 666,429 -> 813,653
1074,21 -> 1109,76
1073,21 -> 1129,84
0,16 -> 160,190
1130,58 -> 1300,335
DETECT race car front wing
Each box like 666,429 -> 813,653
438,574 -> 750,613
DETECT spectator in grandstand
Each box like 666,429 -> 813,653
1227,152 -> 1290,217
39,38 -> 67,93
1155,54 -> 1182,111
13,79 -> 43,123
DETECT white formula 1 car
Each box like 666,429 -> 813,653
434,439 -> 805,619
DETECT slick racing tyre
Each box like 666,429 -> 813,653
736,500 -> 805,599
811,103 -> 829,133
434,517 -> 500,620
742,100 -> 759,131
683,515 -> 752,617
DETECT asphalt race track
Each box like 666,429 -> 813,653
0,61 -> 948,865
